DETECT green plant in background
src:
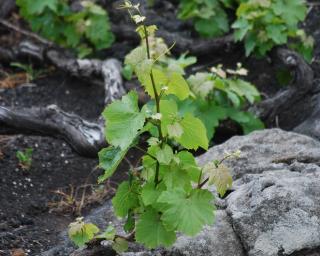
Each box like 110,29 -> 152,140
10,62 -> 45,82
233,0 -> 313,61
124,41 -> 263,141
178,0 -> 234,37
184,63 -> 264,141
69,1 -> 238,251
178,0 -> 313,61
16,0 -> 114,58
16,148 -> 33,171
289,29 -> 315,63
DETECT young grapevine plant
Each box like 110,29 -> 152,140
233,0 -> 313,60
178,0 -> 232,38
178,0 -> 313,62
16,0 -> 114,58
124,49 -> 263,142
184,63 -> 264,140
69,1 -> 235,252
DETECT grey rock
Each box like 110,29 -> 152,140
197,128 -> 320,179
167,210 -> 244,256
226,169 -> 320,256
43,129 -> 320,256
197,129 -> 320,255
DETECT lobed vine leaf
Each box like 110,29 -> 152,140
98,146 -> 129,183
68,218 -> 100,247
176,113 -> 209,150
158,189 -> 215,236
112,181 -> 140,218
103,91 -> 145,150
155,144 -> 174,165
135,208 -> 176,249
203,162 -> 232,197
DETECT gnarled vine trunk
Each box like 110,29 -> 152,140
0,58 -> 124,157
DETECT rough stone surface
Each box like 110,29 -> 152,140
166,210 -> 245,256
43,129 -> 320,256
197,128 -> 320,179
227,170 -> 320,256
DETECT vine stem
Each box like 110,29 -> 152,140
143,24 -> 164,187
198,177 -> 209,189
116,229 -> 136,242
134,145 -> 157,160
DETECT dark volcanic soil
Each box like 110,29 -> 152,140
0,74 -> 142,255
0,135 -> 98,255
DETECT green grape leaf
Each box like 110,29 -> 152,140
158,189 -> 215,236
166,72 -> 190,100
195,102 -> 228,140
177,151 -> 201,182
98,146 -> 129,183
136,25 -> 158,39
136,208 -> 176,249
195,12 -> 229,38
141,68 -> 167,98
226,90 -> 241,108
159,99 -> 179,136
161,164 -> 192,192
141,182 -> 165,206
64,24 -> 81,47
266,24 -> 287,44
187,72 -> 214,99
142,70 -> 190,100
142,146 -> 158,181
178,1 -> 199,20
227,79 -> 260,104
68,218 -> 100,247
122,64 -> 133,80
272,0 -> 306,27
135,59 -> 153,87
96,225 -> 116,240
244,32 -> 257,57
176,113 -> 209,150
112,237 -> 129,253
234,111 -> 264,134
85,13 -> 114,49
17,0 -> 58,15
124,46 -> 147,70
232,18 -> 251,41
174,53 -> 197,70
156,144 -> 174,165
103,91 -> 145,150
112,181 -> 140,218
227,108 -> 264,134
203,162 -> 232,197
167,122 -> 183,138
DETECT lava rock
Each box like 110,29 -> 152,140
43,129 -> 320,256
